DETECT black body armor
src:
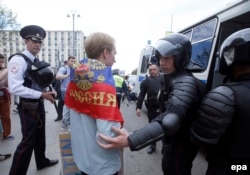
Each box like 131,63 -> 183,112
191,75 -> 250,160
129,69 -> 206,151
9,53 -> 54,89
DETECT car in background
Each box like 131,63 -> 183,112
127,75 -> 137,101
127,75 -> 136,91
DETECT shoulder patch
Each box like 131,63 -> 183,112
10,62 -> 19,74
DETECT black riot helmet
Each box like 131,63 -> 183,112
154,33 -> 192,70
219,28 -> 250,75
28,60 -> 54,88
27,61 -> 54,88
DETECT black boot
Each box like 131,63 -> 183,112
54,116 -> 62,122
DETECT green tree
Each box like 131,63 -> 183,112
0,1 -> 20,30
0,1 -> 21,55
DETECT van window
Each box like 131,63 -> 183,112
187,19 -> 217,72
140,55 -> 149,74
140,46 -> 155,74
192,19 -> 217,42
183,30 -> 192,40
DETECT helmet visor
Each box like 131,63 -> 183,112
219,28 -> 250,66
154,40 -> 183,58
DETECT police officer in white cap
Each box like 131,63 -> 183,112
8,25 -> 58,175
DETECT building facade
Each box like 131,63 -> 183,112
0,30 -> 85,69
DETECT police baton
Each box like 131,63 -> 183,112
49,86 -> 59,115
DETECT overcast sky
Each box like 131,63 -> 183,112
2,0 -> 236,73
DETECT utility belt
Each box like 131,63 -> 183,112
19,97 -> 43,128
19,97 -> 43,103
19,97 -> 42,112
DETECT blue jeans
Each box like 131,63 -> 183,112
62,105 -> 70,127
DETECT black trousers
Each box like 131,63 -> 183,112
9,101 -> 50,175
161,137 -> 198,175
57,96 -> 64,119
116,94 -> 122,109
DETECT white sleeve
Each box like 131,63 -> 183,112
8,55 -> 42,99
57,66 -> 65,76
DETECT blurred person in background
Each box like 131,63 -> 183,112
0,53 -> 13,140
112,69 -> 130,108
55,57 -> 75,131
54,60 -> 68,121
136,63 -> 163,154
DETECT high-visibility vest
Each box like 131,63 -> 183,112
113,75 -> 124,88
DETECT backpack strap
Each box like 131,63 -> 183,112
9,53 -> 34,65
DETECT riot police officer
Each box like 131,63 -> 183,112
98,33 -> 206,175
8,25 -> 58,175
190,28 -> 250,174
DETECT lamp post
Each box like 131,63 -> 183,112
67,10 -> 80,57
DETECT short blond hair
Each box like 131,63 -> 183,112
85,32 -> 115,59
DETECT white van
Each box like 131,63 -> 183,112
135,0 -> 250,92
135,46 -> 155,94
